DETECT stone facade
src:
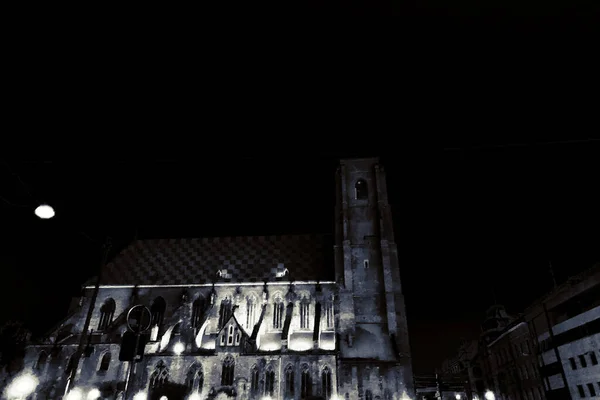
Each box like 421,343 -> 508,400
24,158 -> 414,400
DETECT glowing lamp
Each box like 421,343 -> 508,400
133,392 -> 148,400
188,393 -> 202,400
5,373 -> 39,399
456,395 -> 462,400
34,204 -> 55,219
87,388 -> 101,400
65,388 -> 84,400
173,342 -> 185,355
484,391 -> 495,400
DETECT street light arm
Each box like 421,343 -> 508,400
64,237 -> 112,395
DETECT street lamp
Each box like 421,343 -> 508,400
456,395 -> 462,400
5,372 -> 38,400
484,391 -> 495,400
34,203 -> 55,219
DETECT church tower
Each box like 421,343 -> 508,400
334,157 -> 414,398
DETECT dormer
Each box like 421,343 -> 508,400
217,314 -> 248,350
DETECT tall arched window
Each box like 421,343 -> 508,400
219,298 -> 233,329
246,295 -> 257,331
272,295 -> 284,330
35,351 -> 48,370
186,363 -> 204,393
150,360 -> 169,389
265,366 -> 275,397
99,352 -> 111,371
324,300 -> 334,330
300,296 -> 311,330
192,297 -> 205,331
355,179 -> 368,200
301,364 -> 312,399
221,354 -> 235,386
151,297 -> 166,327
321,366 -> 332,399
284,364 -> 295,398
251,364 -> 259,396
98,298 -> 116,331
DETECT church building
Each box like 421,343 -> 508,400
24,157 -> 414,400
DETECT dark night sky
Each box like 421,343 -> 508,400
1,140 -> 599,373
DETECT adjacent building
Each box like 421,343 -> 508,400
23,158 -> 415,400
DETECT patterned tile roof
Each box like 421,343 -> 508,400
101,234 -> 334,285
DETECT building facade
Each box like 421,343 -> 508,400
525,263 -> 600,400
24,158 -> 415,400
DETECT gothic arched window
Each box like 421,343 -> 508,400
192,297 -> 205,330
98,298 -> 116,331
300,296 -> 311,330
151,297 -> 166,327
246,295 -> 257,331
186,363 -> 204,393
322,366 -> 332,399
221,354 -> 235,386
273,295 -> 284,330
99,352 -> 111,371
265,366 -> 275,397
251,364 -> 259,396
150,360 -> 169,388
285,364 -> 295,398
36,351 -> 48,370
324,300 -> 334,330
219,298 -> 233,329
355,179 -> 368,200
301,364 -> 312,399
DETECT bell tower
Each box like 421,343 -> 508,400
334,157 -> 414,398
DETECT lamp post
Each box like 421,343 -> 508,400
64,236 -> 112,395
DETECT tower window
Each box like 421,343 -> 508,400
285,364 -> 295,398
355,179 -> 368,200
364,259 -> 369,268
228,326 -> 234,345
246,295 -> 257,331
324,301 -> 334,330
301,364 -> 312,398
251,365 -> 259,396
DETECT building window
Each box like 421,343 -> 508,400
251,365 -> 259,396
235,329 -> 241,346
219,298 -> 233,329
98,298 -> 116,331
246,296 -> 257,331
192,297 -> 205,331
285,364 -> 295,398
322,366 -> 332,399
570,357 -> 577,370
227,326 -> 234,345
186,363 -> 204,393
590,351 -> 598,365
365,390 -> 373,400
221,354 -> 235,386
99,352 -> 111,371
579,354 -> 587,368
265,367 -> 275,397
577,384 -> 585,398
586,383 -> 596,397
301,364 -> 312,398
355,179 -> 368,200
35,351 -> 48,370
273,297 -> 284,330
300,299 -> 311,330
324,301 -> 334,330
364,259 -> 369,268
150,297 -> 166,327
150,360 -> 169,389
